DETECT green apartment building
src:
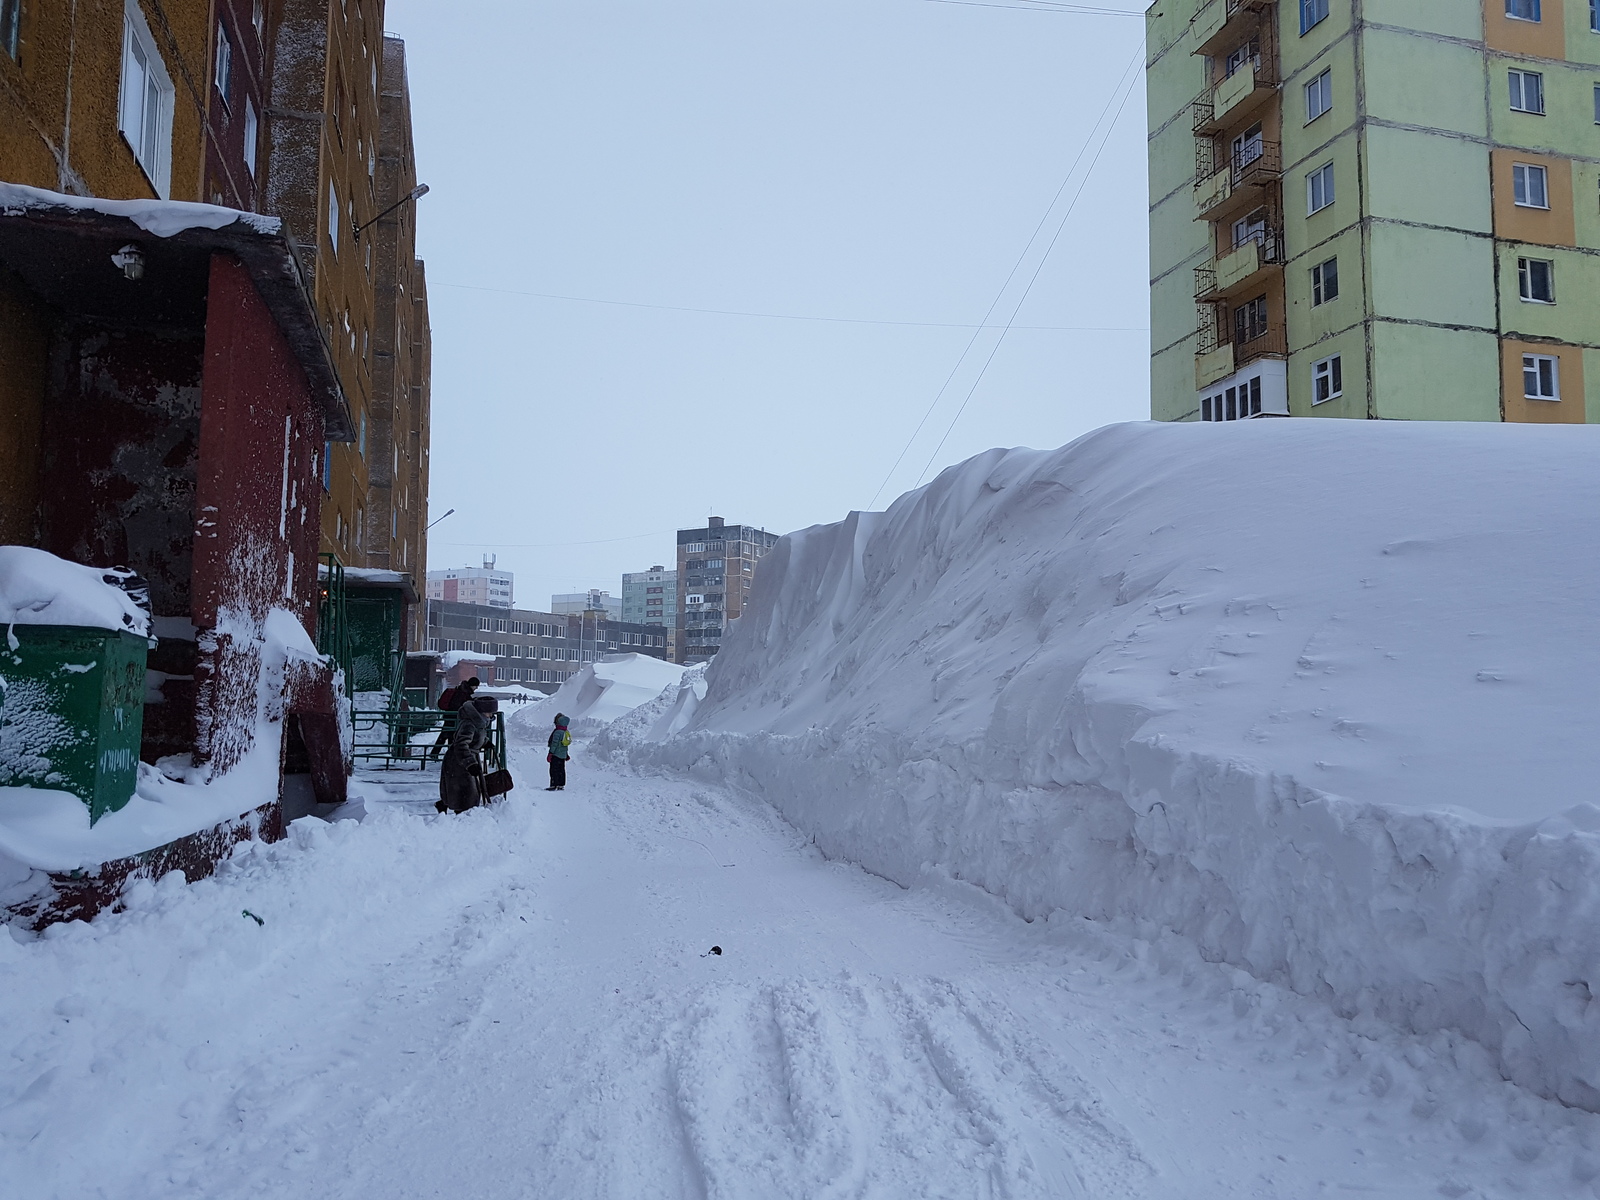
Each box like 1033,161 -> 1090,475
1146,0 -> 1600,423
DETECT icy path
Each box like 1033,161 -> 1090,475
4,740 -> 1598,1198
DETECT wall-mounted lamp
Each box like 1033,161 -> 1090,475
111,244 -> 145,280
426,507 -> 455,530
352,183 -> 430,244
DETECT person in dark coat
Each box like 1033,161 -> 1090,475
437,695 -> 495,813
546,712 -> 571,791
428,677 -> 479,761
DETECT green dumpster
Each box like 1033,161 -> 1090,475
0,625 -> 149,824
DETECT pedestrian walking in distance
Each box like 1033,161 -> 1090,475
547,713 -> 572,791
437,695 -> 496,813
428,676 -> 479,761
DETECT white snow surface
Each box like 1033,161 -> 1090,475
614,420 -> 1600,1110
510,653 -> 688,736
0,546 -> 150,637
0,182 -> 282,238
4,740 -> 1599,1198
439,648 -> 494,671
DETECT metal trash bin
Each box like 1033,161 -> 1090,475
0,625 -> 149,824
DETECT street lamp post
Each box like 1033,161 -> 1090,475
353,183 -> 430,244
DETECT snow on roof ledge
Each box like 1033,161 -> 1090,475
0,182 -> 281,239
0,546 -> 150,638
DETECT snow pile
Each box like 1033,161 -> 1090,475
620,420 -> 1600,1109
592,662 -> 709,751
0,608 -> 321,886
0,546 -> 151,637
510,654 -> 688,737
439,649 -> 494,673
0,182 -> 282,238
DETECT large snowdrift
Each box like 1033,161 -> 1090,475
617,420 -> 1600,1109
509,654 -> 688,737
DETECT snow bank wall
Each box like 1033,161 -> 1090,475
618,420 -> 1600,1109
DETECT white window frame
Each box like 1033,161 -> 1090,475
119,0 -> 175,198
243,97 -> 259,177
1311,256 -> 1338,305
215,22 -> 233,111
1517,257 -> 1554,303
328,180 -> 341,254
1312,354 -> 1343,405
1512,162 -> 1549,209
1305,68 -> 1332,123
1506,0 -> 1542,21
1307,162 -> 1335,214
1523,353 -> 1559,399
1509,68 -> 1544,114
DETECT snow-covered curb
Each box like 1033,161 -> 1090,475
615,420 -> 1600,1110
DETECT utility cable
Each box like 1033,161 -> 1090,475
432,281 -> 1143,333
865,40 -> 1145,511
911,44 -> 1145,488
921,0 -> 1143,14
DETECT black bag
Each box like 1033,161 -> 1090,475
483,768 -> 514,798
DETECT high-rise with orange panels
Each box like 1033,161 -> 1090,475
1147,0 -> 1600,424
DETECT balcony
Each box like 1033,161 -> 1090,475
1192,60 -> 1281,136
1233,323 -> 1289,368
1195,140 -> 1281,221
1192,0 -> 1275,60
1194,227 -> 1284,300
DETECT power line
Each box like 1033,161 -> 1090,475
912,45 -> 1146,490
864,41 -> 1145,512
435,530 -> 676,550
432,280 -> 1145,333
921,0 -> 1143,14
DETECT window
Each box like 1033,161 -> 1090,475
1509,69 -> 1544,114
1594,83 -> 1599,124
1300,0 -> 1329,34
1305,69 -> 1332,122
1230,123 -> 1263,171
1308,162 -> 1335,213
119,0 -> 175,197
1,0 -> 20,60
478,616 -> 492,631
328,181 -> 340,253
1518,257 -> 1554,302
1506,0 -> 1541,20
1224,36 -> 1259,79
1312,257 -> 1339,305
1312,355 -> 1343,404
1523,353 -> 1559,398
321,441 -> 332,491
357,410 -> 367,457
1512,162 -> 1548,208
1232,208 -> 1267,247
1593,0 -> 1598,31
214,23 -> 232,109
1233,295 -> 1268,344
242,97 -> 258,176
1200,376 -> 1263,422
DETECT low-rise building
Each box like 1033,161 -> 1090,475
426,600 -> 667,694
675,517 -> 779,664
551,590 -> 622,620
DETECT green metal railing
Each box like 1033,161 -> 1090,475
350,705 -> 506,773
316,553 -> 353,683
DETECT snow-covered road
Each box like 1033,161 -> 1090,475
4,731 -> 1597,1198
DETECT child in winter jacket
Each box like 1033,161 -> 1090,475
546,713 -> 572,791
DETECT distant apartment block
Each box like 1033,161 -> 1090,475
426,600 -> 667,694
551,590 -> 623,620
426,556 -> 513,608
675,517 -> 779,664
622,566 -> 677,653
1147,0 -> 1600,423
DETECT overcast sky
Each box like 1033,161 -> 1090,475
382,0 -> 1150,611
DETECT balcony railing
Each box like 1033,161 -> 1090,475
1230,139 -> 1281,188
1195,225 -> 1285,300
1233,322 -> 1289,366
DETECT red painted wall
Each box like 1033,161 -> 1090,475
191,253 -> 326,775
